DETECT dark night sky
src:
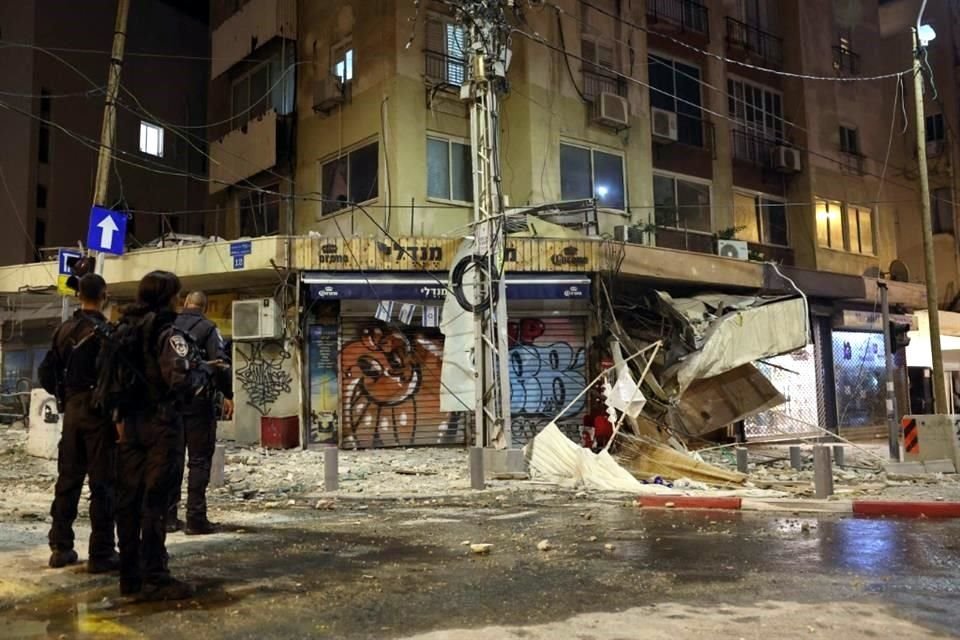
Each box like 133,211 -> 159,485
158,0 -> 209,24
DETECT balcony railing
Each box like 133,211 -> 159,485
425,50 -> 466,87
731,128 -> 778,166
583,67 -> 628,100
832,46 -> 860,75
646,0 -> 709,38
651,228 -> 795,265
725,17 -> 783,67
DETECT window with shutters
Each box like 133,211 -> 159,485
425,16 -> 466,86
581,36 -> 621,100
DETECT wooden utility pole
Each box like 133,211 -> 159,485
91,0 -> 131,275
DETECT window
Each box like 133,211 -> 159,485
321,141 -> 379,215
653,173 -> 711,232
648,54 -> 703,147
847,204 -> 874,255
231,52 -> 295,129
932,187 -> 954,234
426,17 -> 466,85
816,199 -> 843,250
36,184 -> 47,209
333,41 -> 354,83
734,192 -> 788,246
581,36 -> 620,99
38,125 -> 50,164
139,121 -> 164,157
839,126 -> 859,155
728,78 -> 783,163
240,187 -> 281,237
559,143 -> 625,210
40,88 -> 51,118
427,136 -> 472,202
34,217 -> 46,257
926,113 -> 945,143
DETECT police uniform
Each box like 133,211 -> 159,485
169,307 -> 232,530
113,310 -> 211,595
47,309 -> 117,569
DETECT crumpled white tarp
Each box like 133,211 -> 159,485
439,240 -> 477,412
673,297 -> 808,394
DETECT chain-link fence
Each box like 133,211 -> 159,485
832,330 -> 887,433
746,345 -> 821,440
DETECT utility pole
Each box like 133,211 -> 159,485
911,4 -> 948,414
90,0 -> 131,276
456,0 -> 512,448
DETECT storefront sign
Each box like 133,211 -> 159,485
550,246 -> 590,267
835,310 -> 916,331
303,274 -> 592,301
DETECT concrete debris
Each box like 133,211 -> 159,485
537,539 -> 552,552
470,543 -> 493,555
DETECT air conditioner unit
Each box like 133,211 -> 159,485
651,107 -> 678,143
232,298 -> 283,341
770,145 -> 802,173
717,239 -> 749,261
312,76 -> 344,113
592,92 -> 629,129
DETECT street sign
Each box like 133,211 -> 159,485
57,248 -> 82,295
231,241 -> 251,270
86,206 -> 127,256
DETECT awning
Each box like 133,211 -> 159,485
302,273 -> 591,301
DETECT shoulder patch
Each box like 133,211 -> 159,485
170,334 -> 189,358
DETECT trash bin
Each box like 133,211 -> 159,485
260,415 -> 299,449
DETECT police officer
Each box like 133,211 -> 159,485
44,274 -> 119,572
168,291 -> 233,535
111,271 -> 212,601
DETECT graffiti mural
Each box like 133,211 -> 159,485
341,322 -> 461,448
235,342 -> 294,416
508,318 -> 587,420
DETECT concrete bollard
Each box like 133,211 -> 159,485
209,443 -> 226,489
813,445 -> 834,499
469,447 -> 485,490
735,447 -> 749,474
833,445 -> 845,467
789,445 -> 803,471
324,446 -> 339,492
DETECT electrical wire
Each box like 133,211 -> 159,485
0,165 -> 57,283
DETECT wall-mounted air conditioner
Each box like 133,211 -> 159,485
592,92 -> 629,128
232,298 -> 283,341
717,239 -> 749,260
651,107 -> 678,143
771,145 -> 802,173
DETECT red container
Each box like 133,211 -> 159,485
260,416 -> 300,449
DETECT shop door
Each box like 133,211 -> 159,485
340,317 -> 466,448
509,316 -> 588,445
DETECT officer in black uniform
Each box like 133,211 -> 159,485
44,274 -> 119,572
168,290 -> 233,535
111,271 -> 212,601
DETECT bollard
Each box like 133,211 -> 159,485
813,445 -> 834,498
469,447 -> 485,490
324,446 -> 339,492
209,443 -> 226,489
735,447 -> 749,474
833,445 -> 845,467
789,445 -> 803,471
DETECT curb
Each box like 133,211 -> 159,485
637,496 -> 960,518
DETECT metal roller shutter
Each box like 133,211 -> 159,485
340,316 -> 467,448
509,315 -> 588,446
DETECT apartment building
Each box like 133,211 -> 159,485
0,0 -> 211,267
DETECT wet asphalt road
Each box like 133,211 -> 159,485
1,495 -> 959,639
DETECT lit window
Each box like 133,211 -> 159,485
560,143 -> 625,210
815,199 -> 843,249
426,18 -> 467,85
427,136 -> 472,202
847,204 -> 874,255
139,121 -> 164,157
653,173 -> 711,232
735,192 -> 788,246
334,44 -> 354,83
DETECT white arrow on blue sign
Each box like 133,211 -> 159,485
87,206 -> 127,256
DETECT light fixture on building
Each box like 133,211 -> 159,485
918,24 -> 936,46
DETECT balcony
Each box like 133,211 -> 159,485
583,68 -> 628,100
425,50 -> 467,87
646,0 -> 710,38
211,0 -> 296,79
730,128 -> 777,167
725,17 -> 783,68
652,228 -> 795,265
210,110 -> 285,194
832,46 -> 860,75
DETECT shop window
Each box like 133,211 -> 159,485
832,331 -> 886,429
653,173 -> 711,232
321,141 -> 379,215
559,143 -> 625,210
427,136 -> 472,202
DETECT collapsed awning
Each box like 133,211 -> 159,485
302,273 -> 591,301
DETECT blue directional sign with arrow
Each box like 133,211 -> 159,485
87,206 -> 127,256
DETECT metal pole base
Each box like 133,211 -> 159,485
735,447 -> 749,474
469,447 -> 485,490
324,447 -> 339,492
813,445 -> 834,499
789,445 -> 802,470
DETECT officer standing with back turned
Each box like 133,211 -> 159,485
40,273 -> 119,572
168,291 -> 234,535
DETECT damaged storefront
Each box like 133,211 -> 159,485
301,272 -> 592,449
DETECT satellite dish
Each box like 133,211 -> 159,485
863,266 -> 881,278
889,259 -> 911,283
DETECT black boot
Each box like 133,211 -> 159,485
48,549 -> 79,568
87,551 -> 120,574
165,517 -> 184,533
184,519 -> 219,536
137,577 -> 196,602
